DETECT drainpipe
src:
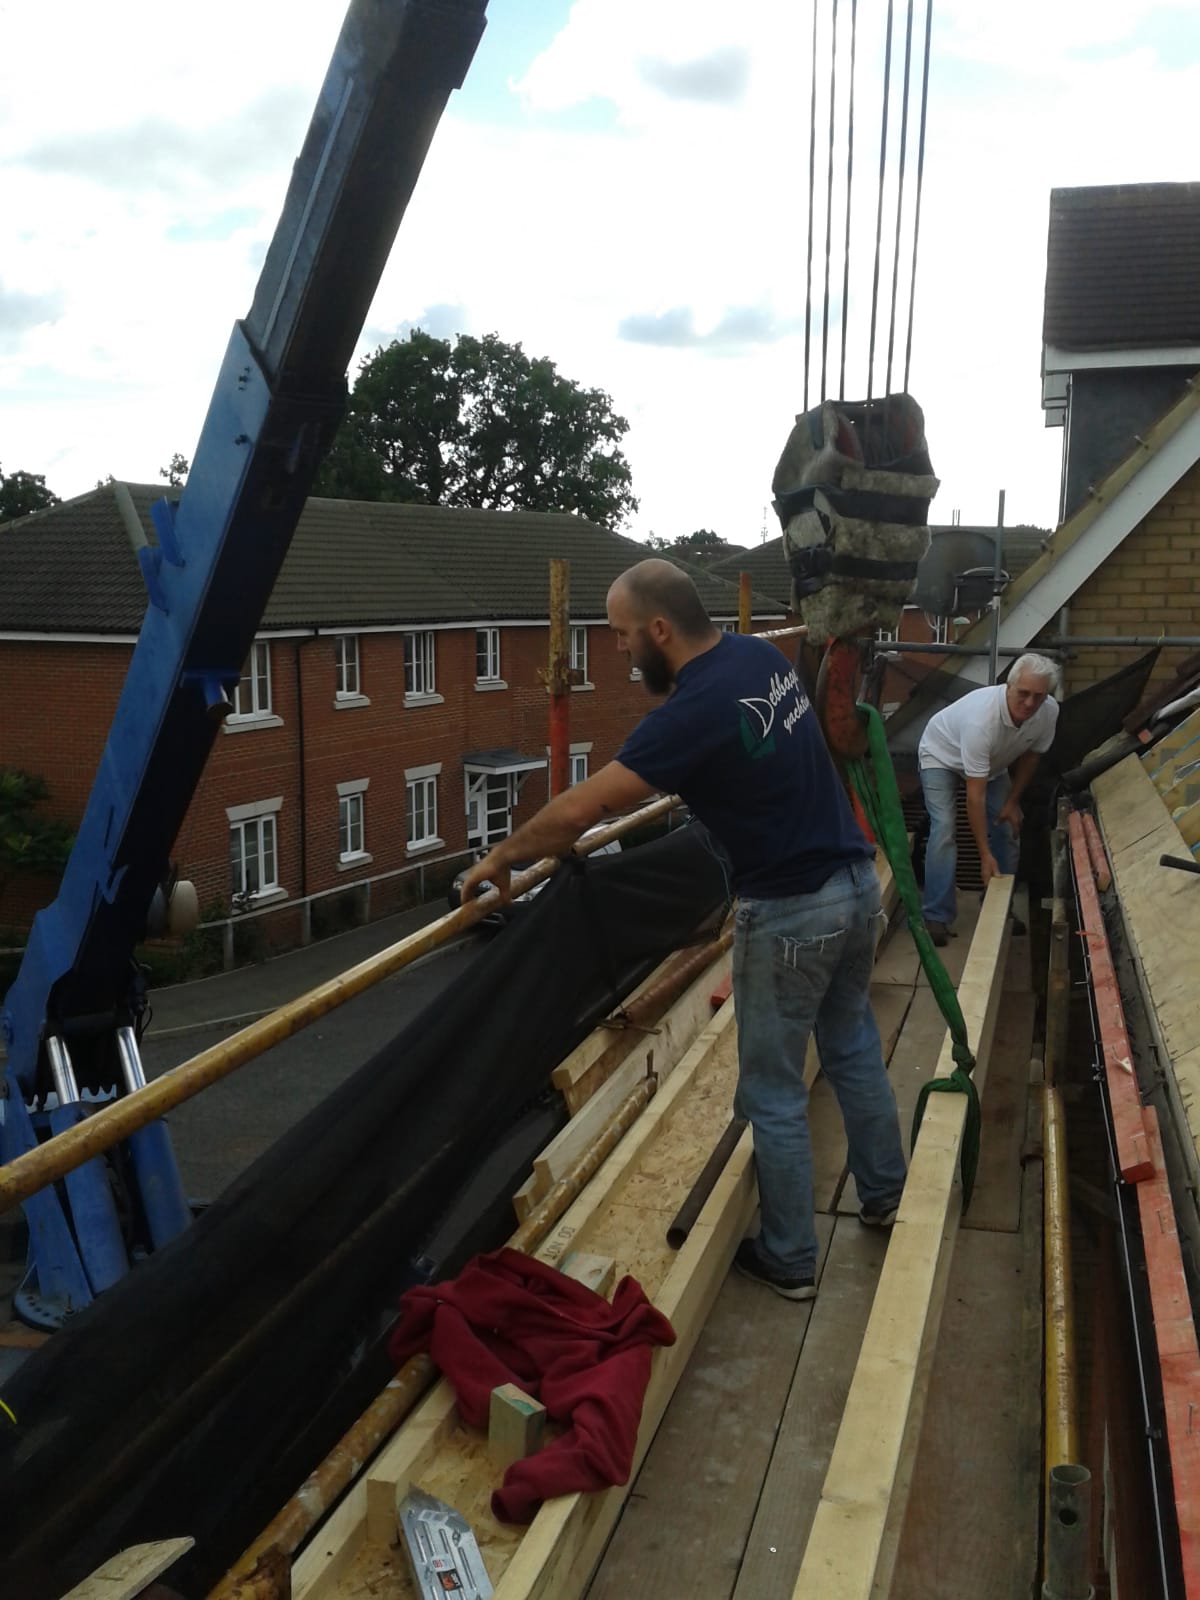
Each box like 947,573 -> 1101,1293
295,633 -> 318,943
545,560 -> 571,797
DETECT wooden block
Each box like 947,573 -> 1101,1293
489,1383 -> 547,1472
560,1250 -> 616,1299
60,1539 -> 195,1600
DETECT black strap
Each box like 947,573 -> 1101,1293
787,544 -> 920,596
773,480 -> 930,530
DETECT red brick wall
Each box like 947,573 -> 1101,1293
0,621 -> 655,936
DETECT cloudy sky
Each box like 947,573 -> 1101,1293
3,0 -> 1199,544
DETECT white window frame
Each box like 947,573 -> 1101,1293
226,796 -> 283,904
569,751 -> 589,786
930,614 -> 950,646
875,624 -> 898,644
336,776 -> 370,865
475,626 -> 504,688
335,634 -> 361,699
570,625 -> 591,690
405,762 -> 444,855
227,640 -> 278,725
404,630 -> 442,704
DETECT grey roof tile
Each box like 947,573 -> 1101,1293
0,483 -> 781,635
1044,183 -> 1200,351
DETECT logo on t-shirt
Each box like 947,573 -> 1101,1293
738,668 -> 811,759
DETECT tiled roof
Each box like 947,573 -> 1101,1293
0,484 -> 782,635
1044,184 -> 1200,351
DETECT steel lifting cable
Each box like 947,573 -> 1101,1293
903,0 -> 934,392
804,1 -> 819,411
865,0 -> 895,407
839,0 -> 857,401
884,0 -> 916,399
820,0 -> 839,403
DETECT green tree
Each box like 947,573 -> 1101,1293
159,453 -> 190,488
315,330 -> 638,530
646,529 -> 736,569
0,465 -> 59,522
0,769 -> 75,919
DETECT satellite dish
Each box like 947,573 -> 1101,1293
912,529 -> 1008,617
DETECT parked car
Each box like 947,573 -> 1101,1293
448,829 -> 623,931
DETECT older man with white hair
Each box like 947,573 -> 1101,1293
917,652 -> 1060,945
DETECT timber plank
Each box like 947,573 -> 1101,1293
585,1216 -> 836,1600
731,1219 -> 890,1600
965,966 -> 1035,1235
889,1227 -> 1039,1599
792,878 -> 1012,1600
61,1540 -> 195,1600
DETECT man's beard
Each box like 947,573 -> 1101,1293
638,638 -> 674,694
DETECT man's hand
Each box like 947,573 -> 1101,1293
979,850 -> 1001,887
458,852 -> 511,908
996,796 -> 1023,836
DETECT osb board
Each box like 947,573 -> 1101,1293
730,1220 -> 891,1600
295,1013 -> 744,1600
888,1227 -> 1041,1599
585,1216 -> 836,1600
1094,757 -> 1200,1176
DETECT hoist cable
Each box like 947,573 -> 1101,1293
820,0 -> 839,404
839,0 -> 858,400
804,1 -> 819,411
865,0 -> 895,406
884,0 -> 915,399
903,0 -> 934,392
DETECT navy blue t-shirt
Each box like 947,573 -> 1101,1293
616,632 -> 871,897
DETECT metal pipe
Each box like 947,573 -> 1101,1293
667,1116 -> 746,1248
115,1025 -> 147,1093
879,634 -> 1200,656
208,1073 -> 658,1600
45,1036 -> 79,1106
1042,1463 -> 1095,1600
989,490 -> 1004,686
1043,1085 -> 1078,1475
0,796 -> 677,1212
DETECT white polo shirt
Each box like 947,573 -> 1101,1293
918,684 -> 1059,780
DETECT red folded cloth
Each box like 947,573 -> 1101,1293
388,1246 -> 676,1522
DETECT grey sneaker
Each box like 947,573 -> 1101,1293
734,1239 -> 817,1301
859,1203 -> 901,1228
925,918 -> 950,947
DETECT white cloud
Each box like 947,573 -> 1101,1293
2,0 -> 1197,546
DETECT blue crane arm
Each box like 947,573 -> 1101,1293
0,0 -> 487,1323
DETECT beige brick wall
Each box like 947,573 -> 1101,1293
1042,458 -> 1200,693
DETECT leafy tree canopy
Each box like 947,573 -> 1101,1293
315,330 -> 638,531
160,453 -> 190,488
0,769 -> 74,916
0,465 -> 59,522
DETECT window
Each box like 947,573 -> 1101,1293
338,792 -> 365,859
406,773 -> 439,850
232,641 -> 271,718
230,814 -> 278,900
931,614 -> 950,646
475,627 -> 501,684
569,752 -> 588,786
570,625 -> 588,684
335,635 -> 360,698
404,631 -> 437,698
875,624 -> 897,644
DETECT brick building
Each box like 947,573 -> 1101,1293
0,484 -> 778,947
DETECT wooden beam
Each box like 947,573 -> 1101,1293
792,877 -> 1012,1600
60,1540 -> 195,1600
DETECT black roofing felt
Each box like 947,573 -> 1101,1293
0,484 -> 779,635
1044,183 -> 1200,351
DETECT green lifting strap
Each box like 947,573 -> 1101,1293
846,702 -> 981,1210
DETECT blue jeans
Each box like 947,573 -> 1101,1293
919,766 -> 1017,927
732,859 -> 907,1276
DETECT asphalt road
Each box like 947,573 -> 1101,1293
141,936 -> 485,1203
